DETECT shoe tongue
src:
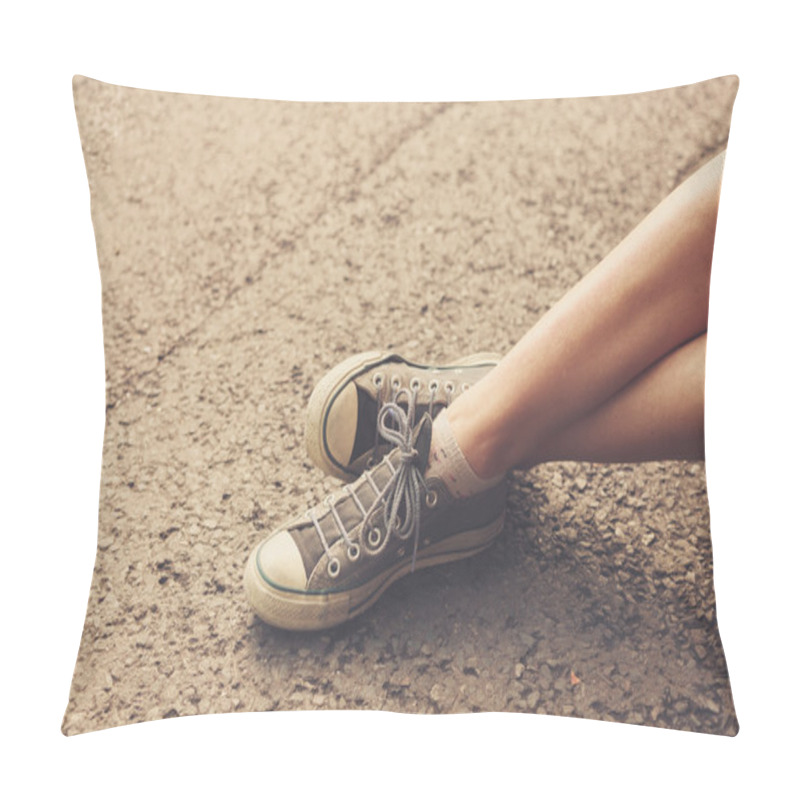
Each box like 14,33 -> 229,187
353,386 -> 423,462
412,412 -> 433,466
352,386 -> 378,461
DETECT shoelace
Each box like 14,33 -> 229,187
375,402 -> 427,571
370,376 -> 454,467
309,401 -> 428,574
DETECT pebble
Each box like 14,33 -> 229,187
527,690 -> 541,710
693,644 -> 707,661
701,696 -> 720,714
405,640 -> 421,657
514,663 -> 525,679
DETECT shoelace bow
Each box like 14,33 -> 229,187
375,402 -> 427,571
371,376 -> 453,467
309,401 -> 428,574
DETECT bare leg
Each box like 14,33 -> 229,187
446,151 -> 725,477
529,333 -> 706,465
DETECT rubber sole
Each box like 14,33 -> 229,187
244,514 -> 505,631
305,350 -> 502,481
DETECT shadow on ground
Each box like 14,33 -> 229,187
243,466 -> 736,735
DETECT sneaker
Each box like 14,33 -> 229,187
245,404 -> 506,631
305,350 -> 500,481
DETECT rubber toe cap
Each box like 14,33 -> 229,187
256,531 -> 308,591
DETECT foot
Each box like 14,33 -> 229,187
245,404 -> 507,630
305,351 -> 500,481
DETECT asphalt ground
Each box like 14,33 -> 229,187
63,75 -> 738,735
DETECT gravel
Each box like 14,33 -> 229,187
63,76 -> 738,737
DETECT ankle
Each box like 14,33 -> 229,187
443,405 -> 507,481
427,410 -> 505,499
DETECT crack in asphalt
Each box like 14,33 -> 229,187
106,102 -> 454,419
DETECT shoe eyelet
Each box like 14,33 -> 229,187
368,527 -> 382,547
428,380 -> 439,392
425,490 -> 438,508
347,543 -> 360,561
372,372 -> 384,387
327,557 -> 341,578
461,382 -> 471,392
409,377 -> 421,391
444,381 -> 455,393
391,375 -> 401,390
397,547 -> 405,557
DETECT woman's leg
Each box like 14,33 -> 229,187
445,150 -> 725,478
529,333 -> 706,465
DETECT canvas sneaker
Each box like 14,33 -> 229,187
305,350 -> 500,481
245,404 -> 507,631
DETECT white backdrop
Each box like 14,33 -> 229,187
3,2 -> 797,797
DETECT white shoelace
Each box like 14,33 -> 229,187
310,401 -> 429,574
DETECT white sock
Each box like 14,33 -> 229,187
426,411 -> 504,499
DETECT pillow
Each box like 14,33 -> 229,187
64,75 -> 739,735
